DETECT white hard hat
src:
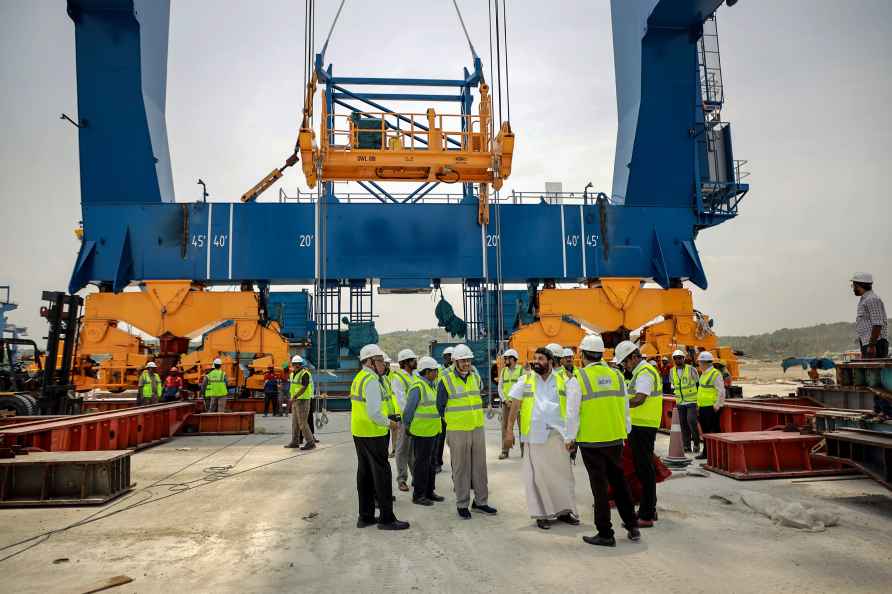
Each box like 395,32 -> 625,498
443,346 -> 455,356
614,340 -> 639,364
291,355 -> 304,364
698,351 -> 714,362
417,356 -> 439,372
672,349 -> 686,358
359,344 -> 384,361
545,343 -> 563,357
851,272 -> 874,284
562,347 -> 574,358
452,344 -> 474,361
212,358 -> 222,366
397,349 -> 417,363
502,348 -> 519,359
579,334 -> 605,353
146,361 -> 157,368
383,353 -> 392,364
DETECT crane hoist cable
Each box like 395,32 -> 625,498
452,0 -> 479,61
242,0 -> 331,203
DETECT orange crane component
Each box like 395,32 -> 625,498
296,73 -> 514,219
75,280 -> 290,392
75,321 -> 152,392
240,153 -> 299,202
508,278 -> 739,377
178,320 -> 289,391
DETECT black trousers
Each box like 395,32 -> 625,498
411,433 -> 438,500
861,338 -> 890,359
263,392 -> 280,415
434,419 -> 447,467
580,445 -> 638,538
353,435 -> 396,524
628,426 -> 657,521
698,405 -> 721,456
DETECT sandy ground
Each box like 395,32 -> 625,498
2,413 -> 891,594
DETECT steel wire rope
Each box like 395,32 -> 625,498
502,0 -> 511,122
451,0 -> 479,60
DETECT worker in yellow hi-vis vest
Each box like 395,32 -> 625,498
400,356 -> 444,506
670,349 -> 700,454
498,348 -> 523,460
565,334 -> 640,547
615,340 -> 662,528
695,350 -> 726,460
201,358 -> 229,412
437,344 -> 497,519
351,344 -> 409,531
137,361 -> 162,406
285,355 -> 316,450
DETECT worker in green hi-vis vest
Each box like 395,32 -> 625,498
284,355 -> 315,450
200,358 -> 228,413
137,361 -> 162,406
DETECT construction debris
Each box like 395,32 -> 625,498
739,490 -> 840,532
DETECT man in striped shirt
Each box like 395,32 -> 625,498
852,272 -> 888,359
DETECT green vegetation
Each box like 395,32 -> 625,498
721,319 -> 891,359
378,328 -> 454,359
379,317 -> 892,362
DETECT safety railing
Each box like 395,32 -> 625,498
323,110 -> 489,153
278,187 -> 615,206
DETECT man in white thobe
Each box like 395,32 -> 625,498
504,347 -> 579,530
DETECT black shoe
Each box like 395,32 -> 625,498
471,501 -> 498,515
413,497 -> 434,506
556,513 -> 580,525
498,451 -> 508,460
427,493 -> 445,502
536,519 -> 551,530
695,452 -> 707,460
356,516 -> 377,528
583,535 -> 616,547
378,520 -> 410,530
457,508 -> 472,519
627,527 -> 641,541
683,446 -> 691,453
434,466 -> 443,474
300,442 -> 316,451
284,443 -> 299,449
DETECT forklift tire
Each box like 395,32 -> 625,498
19,393 -> 39,415
0,394 -> 31,417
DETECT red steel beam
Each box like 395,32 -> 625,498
703,431 -> 854,480
719,401 -> 823,433
179,412 -> 255,435
0,402 -> 195,452
225,399 -> 267,414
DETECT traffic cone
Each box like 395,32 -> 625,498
662,406 -> 691,467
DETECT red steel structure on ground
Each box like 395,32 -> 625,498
0,402 -> 195,452
181,412 -> 255,435
703,431 -> 854,480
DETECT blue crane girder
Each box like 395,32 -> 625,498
64,0 -> 747,295
70,199 -> 708,293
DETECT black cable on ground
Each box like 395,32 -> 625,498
0,433 -> 354,564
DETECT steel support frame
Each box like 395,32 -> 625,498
0,402 -> 195,452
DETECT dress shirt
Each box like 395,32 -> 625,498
508,369 -> 567,444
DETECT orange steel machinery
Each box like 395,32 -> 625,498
75,281 -> 289,392
508,278 -> 739,377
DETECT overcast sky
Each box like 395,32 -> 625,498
2,0 -> 891,344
